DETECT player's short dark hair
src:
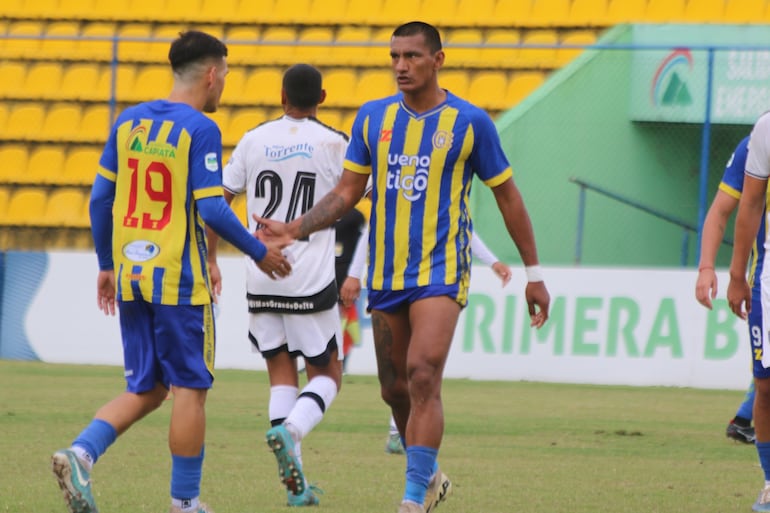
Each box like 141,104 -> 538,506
168,30 -> 228,73
283,64 -> 323,109
392,21 -> 442,53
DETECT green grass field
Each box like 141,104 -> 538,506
0,359 -> 761,512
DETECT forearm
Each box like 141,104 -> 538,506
291,171 -> 367,239
90,175 -> 115,270
697,210 -> 727,270
729,194 -> 764,279
495,181 -> 540,266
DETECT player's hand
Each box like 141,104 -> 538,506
256,246 -> 293,280
208,260 -> 222,302
253,214 -> 293,242
96,269 -> 116,316
491,262 -> 512,287
340,276 -> 362,307
727,275 -> 751,320
695,268 -> 717,310
525,281 -> 550,328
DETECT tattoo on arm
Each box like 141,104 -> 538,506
298,192 -> 347,239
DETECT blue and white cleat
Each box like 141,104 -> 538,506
52,449 -> 98,513
266,424 -> 306,496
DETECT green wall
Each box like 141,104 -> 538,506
470,24 -> 755,267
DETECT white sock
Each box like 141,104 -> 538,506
285,375 -> 338,440
71,445 -> 93,471
171,497 -> 199,512
269,385 -> 298,423
389,415 -> 399,436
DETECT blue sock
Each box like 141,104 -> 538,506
404,446 -> 438,504
758,442 -> 770,481
72,419 -> 117,464
171,448 -> 204,500
737,382 -> 755,421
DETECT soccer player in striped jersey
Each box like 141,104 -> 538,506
695,136 -> 757,446
727,124 -> 770,511
257,21 -> 550,513
51,31 -> 292,513
208,63 -> 348,507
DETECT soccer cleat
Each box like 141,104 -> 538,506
266,424 -> 306,495
287,484 -> 323,507
423,470 -> 452,513
397,501 -> 423,513
753,486 -> 770,511
385,433 -> 405,455
169,503 -> 214,513
726,420 -> 756,444
51,449 -> 98,513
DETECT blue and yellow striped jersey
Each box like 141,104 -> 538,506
344,91 -> 512,292
97,100 -> 224,305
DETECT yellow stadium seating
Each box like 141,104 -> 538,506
527,0 -> 571,26
125,65 -> 172,103
340,111 -> 357,135
645,0 -> 687,22
455,0 -> 497,27
56,0 -> 96,20
0,104 -> 8,137
333,26 -> 372,66
605,0 -> 648,23
4,21 -> 44,59
724,0 -> 766,23
569,0 -> 609,26
40,22 -> 80,60
114,65 -> 138,102
367,27 -> 393,62
377,0 -> 415,26
63,148 -> 100,185
221,68 -> 247,106
296,27 -> 335,65
27,146 -> 66,183
0,61 -> 27,99
18,0 -> 59,20
444,29 -> 483,68
44,188 -> 88,228
77,22 -> 118,61
196,0 -> 240,23
19,63 -> 63,101
223,109 -> 268,146
0,144 -> 29,184
346,0 -> 379,25
486,0 -> 533,27
483,29 -> 521,68
59,63 -> 106,102
147,24 -> 185,61
0,0 -> 24,19
518,30 -> 558,69
233,0 -> 274,24
225,26 -> 262,65
117,23 -> 152,62
308,0 -> 349,25
322,69 -> 358,107
42,104 -> 83,142
355,70 -> 396,104
6,104 -> 45,140
268,0 -> 313,24
162,0 -> 204,22
505,71 -> 545,105
78,105 -> 112,143
440,70 -> 470,98
0,187 -> 9,223
556,30 -> 597,66
467,71 -> 508,110
317,108 -> 344,131
684,0 -> 727,22
418,0 -> 459,27
254,26 -> 297,65
240,68 -> 283,105
207,107 -> 230,135
5,188 -> 48,226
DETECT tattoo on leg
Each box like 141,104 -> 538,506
372,311 -> 396,390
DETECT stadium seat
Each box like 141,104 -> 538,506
241,68 -> 283,105
90,0 -> 131,20
467,71 -> 509,110
147,24 -> 185,62
196,0 -> 239,23
117,23 -> 152,62
367,27 -> 394,62
518,30 -> 558,69
504,71 -> 545,106
5,104 -> 45,140
78,105 -> 112,143
223,109 -> 268,146
128,0 -> 171,21
333,26 -> 372,66
55,0 -> 96,20
0,104 -> 8,137
322,69 -> 358,107
63,147 -> 100,185
377,0 -> 416,26
444,29 -> 483,68
225,26 -> 262,65
19,63 -> 63,101
59,64 -> 106,102
456,0 -> 497,26
114,65 -> 138,102
568,0 -> 609,26
556,30 -> 597,66
417,0 -> 459,27
234,0 -> 275,24
340,111 -> 357,136
724,0 -> 766,23
317,108 -> 343,131
5,188 -> 48,226
0,61 -> 27,99
684,0 -> 727,22
483,29 -> 521,68
440,70 -> 470,98
44,188 -> 88,228
307,0 -> 348,25
605,0 -> 648,23
268,0 -> 312,24
346,0 -> 381,24
526,0 -> 571,26
0,144 -> 29,184
42,104 -> 83,143
27,146 -> 66,184
0,187 -> 9,224
220,68 -> 246,105
645,0 -> 686,22
77,22 -> 118,61
255,26 -> 297,65
40,22 -> 80,60
296,27 -> 335,65
4,21 -> 44,59
124,65 -> 172,102
0,0 -> 24,19
17,0 -> 59,20
486,0 -> 533,28
355,70 -> 396,104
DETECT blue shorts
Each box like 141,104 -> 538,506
750,295 -> 770,379
118,300 -> 215,392
367,283 -> 463,313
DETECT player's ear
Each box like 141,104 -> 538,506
318,88 -> 327,106
434,49 -> 445,70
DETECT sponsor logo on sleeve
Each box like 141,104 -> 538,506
205,152 -> 219,172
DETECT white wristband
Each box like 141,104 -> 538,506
525,265 -> 544,283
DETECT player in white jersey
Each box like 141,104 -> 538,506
208,64 -> 348,507
728,113 -> 770,512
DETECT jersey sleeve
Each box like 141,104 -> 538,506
719,136 -> 749,199
189,118 -> 225,201
222,135 -> 249,195
344,107 -> 372,175
747,113 -> 770,180
97,114 -> 122,181
467,108 -> 513,188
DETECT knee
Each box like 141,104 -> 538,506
406,364 -> 441,400
381,381 -> 408,408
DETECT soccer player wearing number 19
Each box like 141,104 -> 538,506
51,31 -> 292,513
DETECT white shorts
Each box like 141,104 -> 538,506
248,308 -> 343,366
